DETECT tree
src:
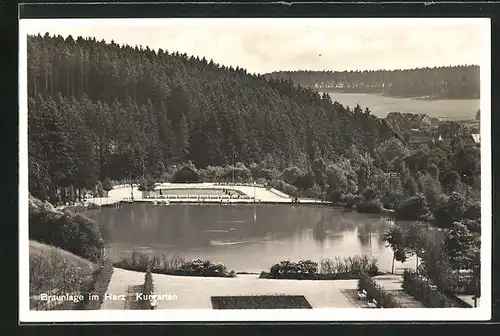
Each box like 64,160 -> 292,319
395,193 -> 430,221
102,177 -> 113,197
443,221 -> 476,270
362,187 -> 379,202
383,225 -> 408,273
293,170 -> 315,194
325,163 -> 348,194
282,166 -> 304,185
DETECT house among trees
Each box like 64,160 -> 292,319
469,134 -> 480,147
406,128 -> 435,148
171,165 -> 201,183
386,112 -> 434,131
386,112 -> 404,123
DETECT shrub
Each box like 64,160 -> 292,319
113,252 -> 235,278
464,200 -> 481,220
141,268 -> 154,310
381,191 -> 404,210
267,260 -> 318,279
102,178 -> 114,192
402,270 -> 460,307
257,168 -> 277,181
358,273 -> 403,308
319,255 -> 379,277
328,189 -> 344,203
362,187 -> 379,202
395,193 -> 430,221
255,177 -> 267,185
357,200 -> 384,214
463,219 -> 481,234
179,258 -> 234,277
268,179 -> 298,197
261,256 -> 379,280
29,201 -> 105,263
343,194 -> 364,209
302,184 -> 324,199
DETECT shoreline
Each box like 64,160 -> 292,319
317,89 -> 479,101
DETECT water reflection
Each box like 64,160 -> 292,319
86,204 -> 405,272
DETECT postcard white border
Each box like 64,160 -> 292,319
19,18 -> 491,322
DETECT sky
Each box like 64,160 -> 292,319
21,18 -> 488,74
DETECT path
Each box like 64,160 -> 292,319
372,274 -> 424,308
100,268 -> 360,309
100,268 -> 146,309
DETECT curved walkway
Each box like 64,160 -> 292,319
88,183 -> 328,205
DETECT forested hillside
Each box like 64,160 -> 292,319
27,33 -> 395,201
266,66 -> 480,99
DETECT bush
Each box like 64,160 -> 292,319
256,168 -> 278,181
29,201 -> 105,263
268,260 -> 318,279
362,187 -> 379,202
138,174 -> 156,192
357,200 -> 384,214
78,259 -> 114,310
395,193 -> 430,221
319,255 -> 379,277
464,200 -> 481,220
328,189 -> 344,203
302,184 -> 324,199
358,273 -> 403,308
261,256 -> 379,280
402,270 -> 461,307
113,252 -> 235,278
141,268 -> 154,310
343,194 -> 364,209
381,191 -> 404,210
180,258 -> 235,277
102,178 -> 114,192
268,179 -> 298,197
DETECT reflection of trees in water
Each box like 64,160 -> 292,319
357,232 -> 371,247
98,204 -> 397,250
312,218 -> 327,244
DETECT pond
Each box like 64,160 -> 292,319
85,203 -> 420,273
325,92 -> 480,121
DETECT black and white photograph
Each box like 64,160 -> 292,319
19,18 -> 491,322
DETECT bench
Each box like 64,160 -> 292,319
367,298 -> 378,308
357,289 -> 368,300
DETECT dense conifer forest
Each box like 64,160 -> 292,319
266,66 -> 480,99
27,33 -> 396,201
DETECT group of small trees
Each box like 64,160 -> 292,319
383,220 -> 480,296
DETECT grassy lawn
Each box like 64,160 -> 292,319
211,295 -> 312,309
29,240 -> 96,310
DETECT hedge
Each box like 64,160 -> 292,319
260,256 -> 380,280
29,201 -> 105,263
358,273 -> 403,308
114,252 -> 236,278
402,270 -> 464,308
141,268 -> 154,310
77,260 -> 114,310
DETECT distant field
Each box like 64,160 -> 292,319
324,92 -> 480,121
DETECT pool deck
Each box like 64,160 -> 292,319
100,268 -> 360,310
87,183 -> 330,206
